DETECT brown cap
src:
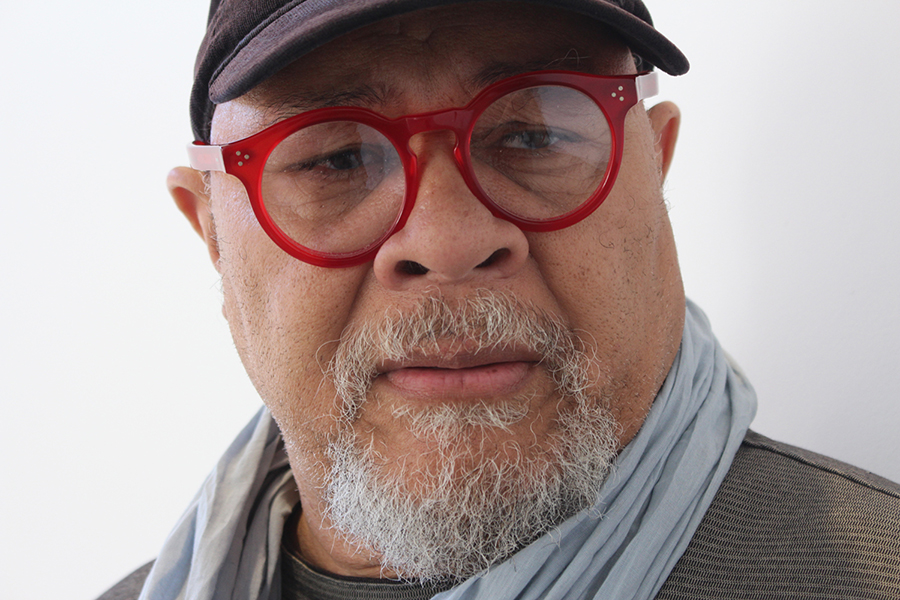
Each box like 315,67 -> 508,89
190,0 -> 689,142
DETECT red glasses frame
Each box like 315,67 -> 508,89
188,70 -> 659,268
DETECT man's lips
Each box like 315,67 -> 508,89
385,362 -> 534,397
377,349 -> 541,399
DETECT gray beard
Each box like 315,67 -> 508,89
323,291 -> 621,581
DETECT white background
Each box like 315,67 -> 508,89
1,1 -> 898,599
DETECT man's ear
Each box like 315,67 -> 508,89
647,101 -> 681,182
167,166 -> 220,269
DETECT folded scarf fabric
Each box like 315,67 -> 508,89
139,300 -> 757,600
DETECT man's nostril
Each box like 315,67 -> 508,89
478,248 -> 510,269
397,260 -> 430,276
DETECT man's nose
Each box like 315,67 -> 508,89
372,131 -> 530,290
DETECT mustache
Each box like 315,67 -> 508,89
326,291 -> 592,420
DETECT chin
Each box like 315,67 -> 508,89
321,388 -> 621,581
306,291 -> 624,579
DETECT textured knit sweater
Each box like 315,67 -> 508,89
97,431 -> 900,600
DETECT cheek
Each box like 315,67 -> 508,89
528,187 -> 668,337
212,178 -> 368,436
524,116 -> 683,433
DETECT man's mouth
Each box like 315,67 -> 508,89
377,348 -> 541,399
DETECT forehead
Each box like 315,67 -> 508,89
225,2 -> 633,129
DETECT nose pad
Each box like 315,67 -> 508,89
373,131 -> 529,289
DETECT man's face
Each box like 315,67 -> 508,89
174,1 -> 684,581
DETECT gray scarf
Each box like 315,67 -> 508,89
138,300 -> 756,600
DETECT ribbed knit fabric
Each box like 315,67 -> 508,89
97,432 -> 900,600
280,541 -> 454,600
655,431 -> 900,599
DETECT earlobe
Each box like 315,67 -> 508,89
647,101 -> 681,182
167,166 -> 221,268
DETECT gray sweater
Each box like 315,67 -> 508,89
98,431 -> 900,600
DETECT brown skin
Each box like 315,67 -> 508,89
169,2 -> 684,579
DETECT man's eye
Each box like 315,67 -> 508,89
500,128 -> 559,151
292,145 -> 382,174
321,148 -> 366,171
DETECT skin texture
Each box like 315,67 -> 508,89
169,2 -> 685,579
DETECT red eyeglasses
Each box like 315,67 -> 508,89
188,70 -> 658,268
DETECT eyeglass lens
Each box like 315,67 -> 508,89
261,85 -> 612,256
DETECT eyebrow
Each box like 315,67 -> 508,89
469,53 -> 596,89
260,51 -> 600,123
262,84 -> 393,124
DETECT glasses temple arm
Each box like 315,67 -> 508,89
635,72 -> 659,102
187,143 -> 226,172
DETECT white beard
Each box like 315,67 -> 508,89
323,291 -> 621,581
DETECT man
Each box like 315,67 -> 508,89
101,1 -> 900,599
